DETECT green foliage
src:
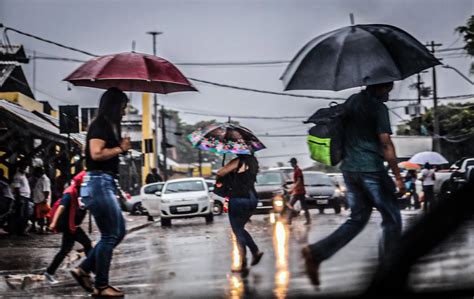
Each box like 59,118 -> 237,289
399,103 -> 474,161
167,112 -> 238,168
401,103 -> 474,138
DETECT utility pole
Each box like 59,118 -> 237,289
198,149 -> 202,177
427,41 -> 442,153
160,106 -> 168,181
416,73 -> 422,134
146,31 -> 163,174
32,50 -> 36,93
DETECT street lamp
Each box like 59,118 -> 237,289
146,31 -> 163,175
442,65 -> 474,85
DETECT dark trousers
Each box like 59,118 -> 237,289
228,193 -> 259,265
46,227 -> 92,275
287,194 -> 311,224
309,171 -> 401,263
423,185 -> 434,211
9,197 -> 31,235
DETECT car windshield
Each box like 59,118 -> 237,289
165,180 -> 206,194
256,172 -> 283,185
304,173 -> 334,186
144,183 -> 164,194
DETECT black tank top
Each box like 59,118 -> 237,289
229,156 -> 259,198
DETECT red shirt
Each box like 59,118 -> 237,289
292,166 -> 306,195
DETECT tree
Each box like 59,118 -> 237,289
170,115 -> 240,169
456,15 -> 474,73
397,103 -> 474,161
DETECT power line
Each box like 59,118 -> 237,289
188,77 -> 346,100
4,25 -> 473,104
257,152 -> 308,159
8,75 -> 77,105
2,25 -> 99,57
257,134 -> 306,137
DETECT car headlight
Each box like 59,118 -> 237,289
273,195 -> 284,207
197,196 -> 209,201
161,199 -> 170,203
333,188 -> 342,198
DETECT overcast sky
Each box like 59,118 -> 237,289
1,0 -> 472,167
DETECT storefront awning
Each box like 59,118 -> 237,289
0,99 -> 67,144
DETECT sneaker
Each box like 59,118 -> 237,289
43,271 -> 59,284
302,246 -> 320,286
92,285 -> 125,297
251,252 -> 264,266
70,267 -> 93,292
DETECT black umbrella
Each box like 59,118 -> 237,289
281,24 -> 441,91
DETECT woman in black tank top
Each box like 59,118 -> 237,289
217,154 -> 264,276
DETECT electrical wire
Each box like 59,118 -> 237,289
4,25 -> 474,104
256,152 -> 308,159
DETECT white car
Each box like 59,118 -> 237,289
143,178 -> 214,227
126,182 -> 165,215
205,179 -> 225,215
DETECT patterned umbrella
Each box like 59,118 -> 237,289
188,123 -> 266,155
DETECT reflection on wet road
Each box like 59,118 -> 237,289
1,209 -> 474,298
273,219 -> 290,299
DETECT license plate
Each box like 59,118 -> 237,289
317,200 -> 328,205
257,202 -> 263,207
177,206 -> 192,212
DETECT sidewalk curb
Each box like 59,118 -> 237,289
126,221 -> 154,234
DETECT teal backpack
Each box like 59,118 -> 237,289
305,102 -> 346,166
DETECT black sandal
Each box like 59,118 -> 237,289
92,285 -> 125,297
70,267 -> 93,292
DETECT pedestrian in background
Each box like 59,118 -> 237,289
301,82 -> 405,286
287,157 -> 311,225
405,169 -> 420,209
44,171 -> 92,284
70,88 -> 131,297
145,168 -> 162,184
420,162 -> 436,211
217,152 -> 264,277
32,167 -> 51,234
11,163 -> 32,236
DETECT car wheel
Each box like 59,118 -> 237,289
205,213 -> 214,224
161,218 -> 171,227
334,204 -> 341,214
318,208 -> 324,214
213,202 -> 223,215
131,202 -> 147,215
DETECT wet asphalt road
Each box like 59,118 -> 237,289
1,209 -> 474,298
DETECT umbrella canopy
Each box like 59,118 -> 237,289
409,151 -> 449,165
64,52 -> 197,94
281,24 -> 441,91
188,123 -> 266,155
398,161 -> 421,170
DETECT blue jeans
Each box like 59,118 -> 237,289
309,171 -> 401,263
228,192 -> 259,264
79,173 -> 126,288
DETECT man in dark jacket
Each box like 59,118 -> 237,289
302,82 -> 406,286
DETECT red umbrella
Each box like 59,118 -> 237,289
64,52 -> 197,94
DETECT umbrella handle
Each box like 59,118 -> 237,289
222,154 -> 226,167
